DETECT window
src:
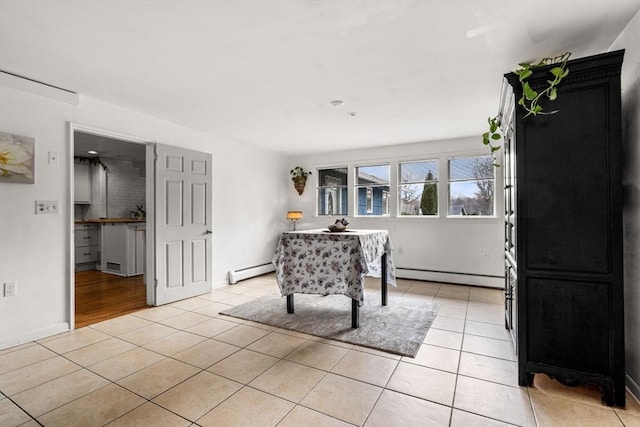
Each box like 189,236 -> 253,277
398,160 -> 438,216
355,164 -> 390,216
448,155 -> 495,216
317,167 -> 348,215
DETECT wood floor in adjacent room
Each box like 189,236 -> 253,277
74,270 -> 148,328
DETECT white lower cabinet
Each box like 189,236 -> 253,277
101,222 -> 145,276
74,223 -> 99,271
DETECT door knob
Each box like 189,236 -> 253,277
205,229 -> 213,234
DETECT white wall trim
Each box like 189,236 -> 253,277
0,322 -> 70,350
627,375 -> 640,404
68,122 -> 155,324
396,267 -> 503,288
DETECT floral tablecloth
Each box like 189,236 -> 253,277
272,229 -> 396,306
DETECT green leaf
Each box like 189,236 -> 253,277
523,82 -> 538,100
482,134 -> 489,145
491,133 -> 502,140
518,62 -> 532,68
491,145 -> 502,152
548,87 -> 558,100
533,104 -> 543,113
550,67 -> 564,77
519,69 -> 533,80
561,69 -> 569,78
490,122 -> 497,133
518,97 -> 525,106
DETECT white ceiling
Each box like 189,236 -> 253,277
1,1 -> 639,155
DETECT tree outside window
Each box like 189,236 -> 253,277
398,160 -> 438,216
448,155 -> 494,216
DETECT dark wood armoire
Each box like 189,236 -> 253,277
500,50 -> 625,407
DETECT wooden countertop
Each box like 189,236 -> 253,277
75,218 -> 146,224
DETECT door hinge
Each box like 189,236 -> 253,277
154,278 -> 158,288
153,152 -> 158,162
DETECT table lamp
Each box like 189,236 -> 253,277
286,211 -> 303,231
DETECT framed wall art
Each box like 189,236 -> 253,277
0,131 -> 35,184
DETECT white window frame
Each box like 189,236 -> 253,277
398,159 -> 439,217
354,163 -> 390,217
447,154 -> 496,217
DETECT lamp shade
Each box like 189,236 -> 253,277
286,211 -> 303,220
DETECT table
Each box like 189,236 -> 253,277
272,229 -> 396,328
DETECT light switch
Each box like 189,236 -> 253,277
48,151 -> 59,165
35,200 -> 59,214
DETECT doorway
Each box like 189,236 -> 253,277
71,126 -> 150,328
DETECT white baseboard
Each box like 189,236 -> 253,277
627,374 -> 640,404
0,322 -> 70,350
228,263 -> 275,285
396,268 -> 502,288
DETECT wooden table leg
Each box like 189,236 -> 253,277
381,252 -> 388,306
287,294 -> 294,314
352,299 -> 359,328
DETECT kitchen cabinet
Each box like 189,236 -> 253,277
128,223 -> 146,276
500,50 -> 625,406
101,221 -> 145,277
74,162 -> 91,204
74,223 -> 99,271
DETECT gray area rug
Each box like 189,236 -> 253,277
219,294 -> 440,358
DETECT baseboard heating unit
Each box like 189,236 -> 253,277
228,263 -> 275,284
396,267 -> 502,288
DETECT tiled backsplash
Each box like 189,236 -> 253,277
86,158 -> 145,219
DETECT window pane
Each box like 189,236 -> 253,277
357,165 -> 389,185
317,167 -> 348,216
449,156 -> 494,181
399,160 -> 438,216
357,186 -> 390,215
318,168 -> 347,186
355,164 -> 389,216
400,160 -> 438,183
318,187 -> 348,215
448,155 -> 495,216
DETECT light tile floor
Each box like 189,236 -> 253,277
1,274 -> 638,426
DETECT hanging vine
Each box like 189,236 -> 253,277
515,52 -> 571,117
483,52 -> 571,164
75,156 -> 108,171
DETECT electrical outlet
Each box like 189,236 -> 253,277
4,281 -> 16,297
35,200 -> 59,214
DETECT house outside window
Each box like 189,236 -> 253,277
448,155 -> 495,216
398,160 -> 438,216
317,167 -> 348,215
355,164 -> 390,216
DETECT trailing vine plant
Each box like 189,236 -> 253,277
482,116 -> 503,167
75,156 -> 108,171
515,52 -> 571,117
483,52 -> 571,164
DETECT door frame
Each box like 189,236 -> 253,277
68,122 -> 155,329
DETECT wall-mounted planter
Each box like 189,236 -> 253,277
292,176 -> 306,195
290,166 -> 311,196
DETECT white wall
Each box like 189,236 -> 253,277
0,84 -> 287,349
611,9 -> 640,401
287,137 -> 504,288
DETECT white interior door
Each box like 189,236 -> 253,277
153,143 -> 212,305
